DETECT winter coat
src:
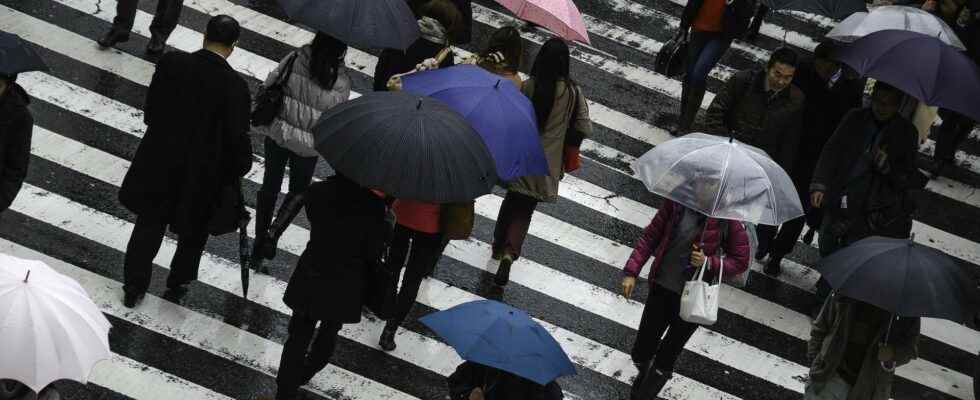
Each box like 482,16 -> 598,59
373,38 -> 455,91
790,61 -> 864,188
0,83 -> 33,212
119,50 -> 253,236
680,0 -> 758,39
283,176 -> 389,323
407,0 -> 473,44
508,78 -> 592,202
624,200 -> 750,286
0,380 -> 59,400
255,45 -> 351,157
807,294 -> 920,400
703,69 -> 805,174
447,362 -> 564,400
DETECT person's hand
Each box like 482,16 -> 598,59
690,244 -> 707,268
622,276 -> 637,298
921,0 -> 937,11
415,58 -> 440,71
811,191 -> 825,208
469,388 -> 484,400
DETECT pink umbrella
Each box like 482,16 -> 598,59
495,0 -> 591,44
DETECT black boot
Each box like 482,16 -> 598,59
97,28 -> 129,48
764,255 -> 782,276
379,322 -> 398,352
146,35 -> 166,55
630,361 -> 651,400
634,365 -> 671,399
123,291 -> 145,308
678,85 -> 706,135
494,254 -> 514,286
253,190 -> 279,270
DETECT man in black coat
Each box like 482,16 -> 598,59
760,42 -> 864,276
0,74 -> 33,215
97,0 -> 185,54
118,15 -> 252,308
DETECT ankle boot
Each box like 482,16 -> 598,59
494,254 -> 514,286
764,255 -> 782,276
379,322 -> 398,351
630,361 -> 651,400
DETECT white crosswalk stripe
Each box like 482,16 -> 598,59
1,0 -> 978,399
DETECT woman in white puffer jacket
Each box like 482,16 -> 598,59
252,32 -> 351,273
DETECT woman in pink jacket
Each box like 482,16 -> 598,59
621,199 -> 750,399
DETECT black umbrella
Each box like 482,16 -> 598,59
816,236 -> 977,322
0,31 -> 49,76
238,211 -> 250,298
313,91 -> 498,203
278,0 -> 420,51
760,0 -> 866,20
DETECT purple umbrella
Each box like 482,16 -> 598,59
402,65 -> 549,181
834,29 -> 980,122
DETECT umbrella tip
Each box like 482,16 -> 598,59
728,135 -> 734,143
495,79 -> 501,89
24,270 -> 30,283
416,98 -> 422,110
909,233 -> 915,243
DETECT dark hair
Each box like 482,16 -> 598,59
813,41 -> 834,61
529,38 -> 571,128
481,26 -> 523,72
205,15 -> 241,47
418,0 -> 463,44
0,73 -> 15,82
309,32 -> 348,89
873,81 -> 903,100
767,47 -> 799,69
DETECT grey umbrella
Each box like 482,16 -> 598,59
313,91 -> 498,203
760,0 -> 866,20
278,0 -> 420,50
0,31 -> 49,76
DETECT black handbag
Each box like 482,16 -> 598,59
207,179 -> 247,236
251,52 -> 298,126
655,36 -> 688,78
363,205 -> 399,320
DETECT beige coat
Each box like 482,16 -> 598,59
508,78 -> 592,202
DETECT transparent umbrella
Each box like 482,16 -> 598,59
631,133 -> 803,226
826,6 -> 966,50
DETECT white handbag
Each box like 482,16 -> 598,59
680,257 -> 722,325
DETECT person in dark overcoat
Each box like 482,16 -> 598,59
272,174 -> 390,400
373,0 -> 462,91
448,362 -> 564,400
117,15 -> 252,308
0,74 -> 33,215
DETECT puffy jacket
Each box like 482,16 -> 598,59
624,200 -> 750,284
256,45 -> 351,157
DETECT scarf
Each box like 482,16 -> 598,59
418,16 -> 448,45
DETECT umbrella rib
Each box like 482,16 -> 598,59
648,143 -> 719,200
710,145 -> 733,217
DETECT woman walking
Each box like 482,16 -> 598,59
621,195 -> 749,399
251,32 -> 351,273
374,0 -> 462,91
491,38 -> 592,286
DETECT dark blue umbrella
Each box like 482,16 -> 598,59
834,29 -> 980,122
402,65 -> 549,181
277,0 -> 420,51
760,0 -> 866,20
0,31 -> 48,76
420,300 -> 576,385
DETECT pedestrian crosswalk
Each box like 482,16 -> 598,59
1,0 -> 978,398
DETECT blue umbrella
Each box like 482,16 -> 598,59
402,65 -> 549,181
419,300 -> 576,385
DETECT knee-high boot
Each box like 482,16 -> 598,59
678,84 -> 706,134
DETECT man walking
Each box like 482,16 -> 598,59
118,15 -> 252,308
0,74 -> 33,216
97,0 -> 185,54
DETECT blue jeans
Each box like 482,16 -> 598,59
683,31 -> 731,90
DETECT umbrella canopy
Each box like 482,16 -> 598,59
0,253 -> 111,393
834,29 -> 980,122
277,0 -> 420,51
816,236 -> 977,322
761,0 -> 866,20
402,65 -> 549,181
494,0 -> 590,44
631,133 -> 803,225
419,300 -> 576,385
313,91 -> 498,203
0,31 -> 49,76
827,6 -> 966,50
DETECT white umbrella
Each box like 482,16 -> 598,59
631,133 -> 803,226
827,6 -> 967,50
0,253 -> 111,393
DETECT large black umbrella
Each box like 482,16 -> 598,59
760,0 -> 866,20
0,31 -> 49,76
313,91 -> 498,203
816,236 -> 977,322
278,0 -> 420,51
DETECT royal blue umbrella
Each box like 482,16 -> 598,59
419,300 -> 576,385
402,65 -> 549,181
834,29 -> 980,122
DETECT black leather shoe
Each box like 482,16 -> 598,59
494,255 -> 514,286
379,323 -> 398,352
146,36 -> 166,55
123,291 -> 145,308
163,285 -> 189,301
764,256 -> 782,276
97,30 -> 130,48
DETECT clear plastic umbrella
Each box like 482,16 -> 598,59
631,133 -> 803,226
827,6 -> 966,50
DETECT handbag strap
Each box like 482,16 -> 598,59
273,51 -> 299,88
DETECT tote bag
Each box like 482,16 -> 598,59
680,256 -> 722,325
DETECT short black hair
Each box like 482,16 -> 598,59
205,15 -> 240,47
768,47 -> 799,69
873,81 -> 903,99
813,41 -> 834,61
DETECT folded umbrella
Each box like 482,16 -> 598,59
277,0 -> 420,51
834,29 -> 980,122
761,0 -> 866,20
313,91 -> 498,203
0,253 -> 111,393
238,208 -> 251,298
631,133 -> 803,226
816,236 -> 977,322
0,31 -> 49,76
494,0 -> 590,44
420,300 -> 576,385
827,6 -> 966,50
402,65 -> 549,181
